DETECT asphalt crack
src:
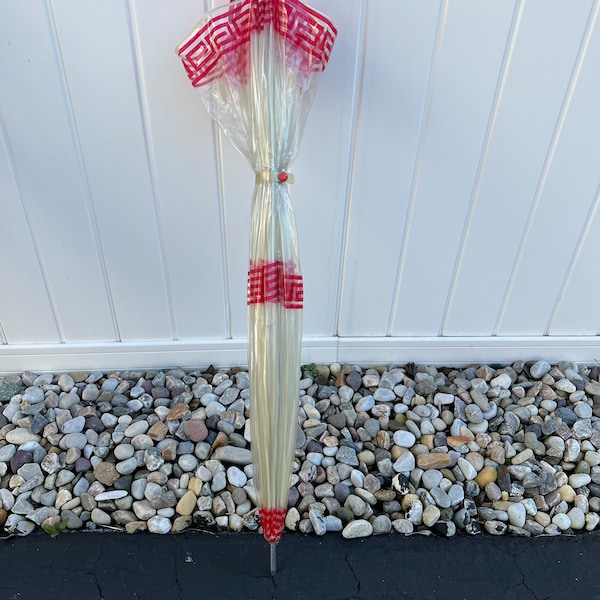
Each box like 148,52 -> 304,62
344,552 -> 363,600
501,544 -> 548,600
174,545 -> 184,599
86,545 -> 104,599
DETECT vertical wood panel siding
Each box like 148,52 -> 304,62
1,0 -> 600,370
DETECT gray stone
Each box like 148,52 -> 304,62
131,434 -> 154,451
5,429 -> 40,445
61,416 -> 86,434
29,414 -> 49,434
324,515 -> 343,532
345,494 -> 367,517
131,479 -> 147,501
342,519 -> 373,539
392,519 -> 414,534
124,421 -> 149,438
458,458 -> 477,481
9,518 -> 36,536
114,444 -> 135,461
371,514 -> 392,535
490,373 -> 512,389
57,374 -> 75,392
91,508 -> 112,525
308,509 -> 327,536
485,520 -> 508,535
178,454 -> 198,472
336,446 -> 359,466
23,386 -> 45,404
0,379 -> 23,401
27,506 -> 59,525
530,361 -> 551,379
82,384 -> 100,401
0,488 -> 14,510
373,388 -> 396,402
573,420 -> 593,440
116,457 -> 139,475
393,430 -> 416,448
393,452 -> 415,473
144,447 -> 164,472
62,433 -> 88,450
12,497 -> 35,515
0,444 -> 17,462
448,484 -> 465,506
555,408 -> 578,426
39,489 -> 57,506
585,381 -> 600,396
430,487 -> 451,509
355,395 -> 375,412
55,469 -> 76,487
211,446 -> 252,465
423,504 -> 441,527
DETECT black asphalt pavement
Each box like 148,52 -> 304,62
1,530 -> 599,600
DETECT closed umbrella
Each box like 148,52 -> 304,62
177,0 -> 337,574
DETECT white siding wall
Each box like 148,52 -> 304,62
1,0 -> 600,371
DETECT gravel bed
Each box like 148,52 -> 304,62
1,361 -> 600,539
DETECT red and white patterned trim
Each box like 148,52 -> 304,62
177,0 -> 337,87
259,506 -> 287,543
247,259 -> 303,309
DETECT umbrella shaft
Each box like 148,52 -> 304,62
270,542 -> 277,576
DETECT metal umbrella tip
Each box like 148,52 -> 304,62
270,542 -> 277,576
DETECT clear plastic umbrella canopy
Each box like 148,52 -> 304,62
177,0 -> 336,574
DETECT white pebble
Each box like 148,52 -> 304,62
567,507 -> 586,530
568,473 -> 591,488
147,515 -> 172,534
393,430 -> 416,448
507,502 -> 526,528
552,513 -> 571,531
228,514 -> 243,531
227,466 -> 248,487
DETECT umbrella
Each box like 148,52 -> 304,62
177,0 -> 337,574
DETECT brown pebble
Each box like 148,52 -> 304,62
416,453 -> 452,470
93,461 -> 120,486
70,372 -> 90,384
147,421 -> 168,441
0,508 -> 8,527
167,403 -> 190,421
183,419 -> 208,442
125,521 -> 147,534
374,489 -> 396,502
161,442 -> 177,462
447,436 -> 472,448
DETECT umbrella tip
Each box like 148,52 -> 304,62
270,542 -> 277,576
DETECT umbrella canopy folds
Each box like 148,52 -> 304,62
177,0 -> 336,573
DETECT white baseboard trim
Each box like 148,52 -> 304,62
335,336 -> 600,366
1,336 -> 599,374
